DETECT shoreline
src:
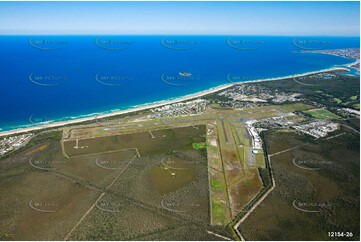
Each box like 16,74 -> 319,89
0,65 -> 353,137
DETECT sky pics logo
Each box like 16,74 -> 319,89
28,200 -> 61,213
28,73 -> 67,87
29,157 -> 65,171
28,37 -> 68,50
95,73 -> 134,87
292,37 -> 332,50
160,37 -> 199,51
292,158 -> 332,171
95,37 -> 134,50
226,37 -> 265,51
293,200 -> 333,213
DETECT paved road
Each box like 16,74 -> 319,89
247,147 -> 254,165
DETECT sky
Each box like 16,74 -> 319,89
0,1 -> 359,36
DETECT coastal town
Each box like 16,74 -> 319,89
0,133 -> 33,156
216,84 -> 302,105
313,48 -> 360,60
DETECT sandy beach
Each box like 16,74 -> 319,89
0,65 -> 352,137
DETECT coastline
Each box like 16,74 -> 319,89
0,65 -> 352,137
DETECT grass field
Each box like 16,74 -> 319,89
303,109 -> 340,119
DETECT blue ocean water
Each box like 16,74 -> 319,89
0,35 -> 359,131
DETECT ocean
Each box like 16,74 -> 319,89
0,35 -> 359,132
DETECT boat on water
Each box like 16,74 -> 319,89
179,72 -> 192,77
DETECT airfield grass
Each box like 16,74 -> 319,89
148,164 -> 197,195
237,146 -> 245,161
210,179 -> 224,190
207,145 -> 223,172
206,122 -> 233,226
63,125 -> 206,157
210,117 -> 264,222
240,129 -> 360,240
280,103 -> 314,112
254,153 -> 265,168
285,115 -> 305,123
209,169 -> 231,226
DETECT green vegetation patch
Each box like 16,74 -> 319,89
211,200 -> 225,224
334,97 -> 342,104
192,142 -> 207,150
350,95 -> 358,101
210,180 -> 224,190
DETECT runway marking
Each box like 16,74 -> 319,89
64,192 -> 105,241
64,151 -> 138,240
207,230 -> 233,241
326,132 -> 346,140
149,130 -> 156,138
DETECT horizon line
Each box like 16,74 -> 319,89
0,34 -> 360,37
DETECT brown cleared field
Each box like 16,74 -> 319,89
62,125 -> 206,157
